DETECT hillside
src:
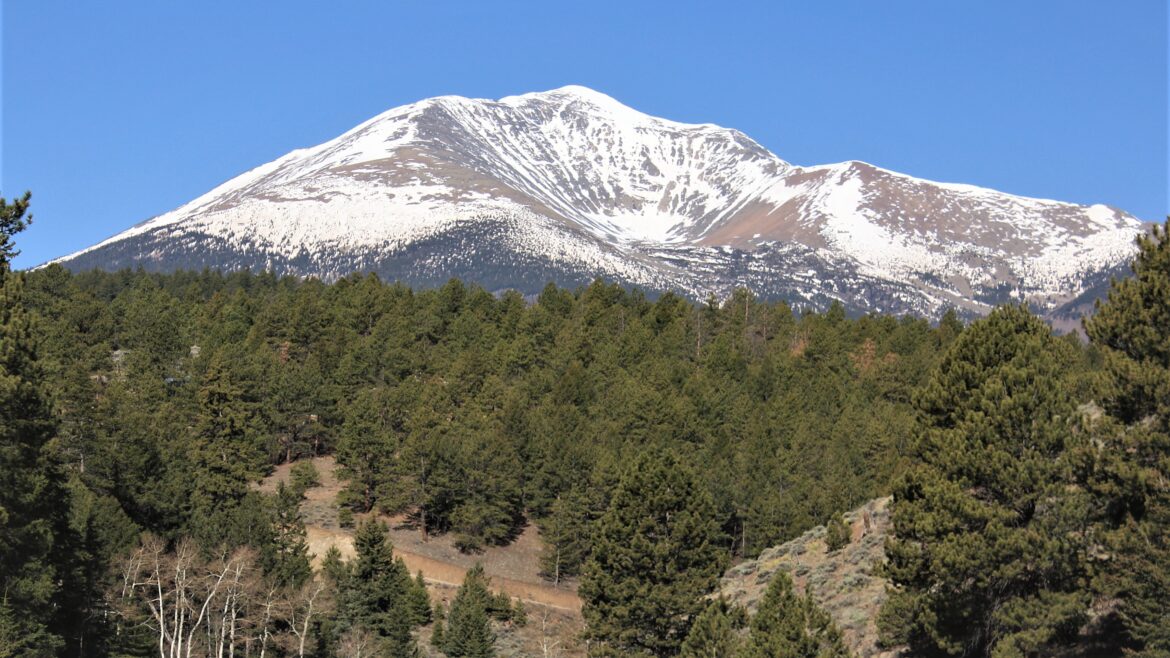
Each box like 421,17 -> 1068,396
266,456 -> 898,658
17,252 -> 1166,657
259,456 -> 587,657
721,498 -> 895,658
721,493 -> 1134,658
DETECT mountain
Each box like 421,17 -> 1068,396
52,85 -> 1145,318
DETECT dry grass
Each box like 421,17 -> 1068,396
263,460 -> 903,657
720,497 -> 897,658
260,456 -> 586,656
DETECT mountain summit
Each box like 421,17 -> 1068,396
53,86 -> 1144,317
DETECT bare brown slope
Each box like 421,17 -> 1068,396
720,497 -> 896,658
259,456 -> 582,613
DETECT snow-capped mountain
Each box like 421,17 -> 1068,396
53,85 -> 1146,318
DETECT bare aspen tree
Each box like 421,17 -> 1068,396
336,627 -> 378,658
538,609 -> 563,658
285,578 -> 332,658
207,549 -> 257,658
113,537 -> 264,658
253,582 -> 281,658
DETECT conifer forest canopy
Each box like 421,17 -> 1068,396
1,192 -> 1168,657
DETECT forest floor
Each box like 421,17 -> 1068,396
259,456 -> 587,656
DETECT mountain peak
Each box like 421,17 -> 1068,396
535,83 -> 621,103
49,88 -> 1145,321
498,84 -> 622,106
499,85 -> 668,126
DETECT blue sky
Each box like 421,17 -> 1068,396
2,1 -> 1167,269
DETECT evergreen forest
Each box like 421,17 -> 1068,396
1,192 -> 1167,657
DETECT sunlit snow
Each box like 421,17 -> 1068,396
54,86 -> 1146,316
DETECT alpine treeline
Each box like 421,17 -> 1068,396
2,186 -> 1167,657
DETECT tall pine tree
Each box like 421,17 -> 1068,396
442,564 -> 497,658
739,573 -> 850,658
0,192 -> 74,656
184,352 -> 265,546
679,598 -> 744,658
580,449 -> 726,657
265,481 -> 312,588
538,486 -> 604,584
879,305 -> 1089,657
1083,219 -> 1170,655
336,519 -> 418,656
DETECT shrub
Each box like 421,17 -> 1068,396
338,507 -> 354,528
290,460 -> 321,493
825,514 -> 851,553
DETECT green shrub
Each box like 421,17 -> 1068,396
825,514 -> 851,553
338,507 -> 354,528
290,460 -> 321,493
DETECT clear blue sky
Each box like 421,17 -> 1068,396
3,1 -> 1167,269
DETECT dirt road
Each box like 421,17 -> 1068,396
305,525 -> 582,612
263,456 -> 583,613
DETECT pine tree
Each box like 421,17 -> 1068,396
335,386 -> 398,512
878,305 -> 1089,657
538,486 -> 600,584
386,380 -> 461,538
266,481 -> 312,588
289,460 -> 321,494
449,418 -> 525,551
340,519 -> 418,655
679,598 -> 743,658
580,449 -> 727,657
0,191 -> 72,656
740,573 -> 850,658
58,479 -> 140,657
824,513 -> 851,553
0,192 -> 32,263
442,564 -> 497,658
186,352 -> 262,516
1083,219 -> 1170,654
321,544 -> 350,589
408,570 -> 434,626
431,603 -> 447,650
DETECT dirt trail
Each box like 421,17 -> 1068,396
305,525 -> 581,612
261,456 -> 583,613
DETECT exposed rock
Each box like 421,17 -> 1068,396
720,497 -> 898,658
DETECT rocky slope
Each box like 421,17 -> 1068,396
52,86 -> 1146,318
720,498 -> 894,657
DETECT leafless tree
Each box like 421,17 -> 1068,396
538,609 -> 563,658
251,582 -> 281,658
112,536 -> 263,658
335,627 -> 380,658
283,578 -> 333,658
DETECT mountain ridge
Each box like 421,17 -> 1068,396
51,85 -> 1146,318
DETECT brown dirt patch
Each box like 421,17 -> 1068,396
261,456 -> 582,615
